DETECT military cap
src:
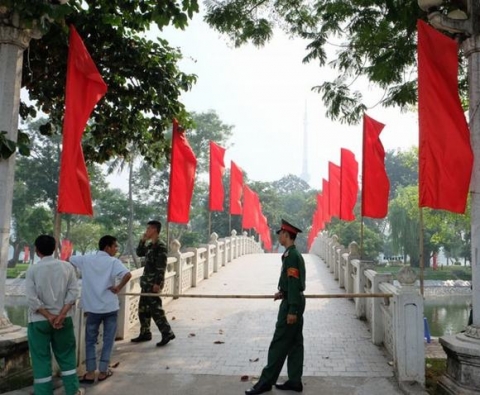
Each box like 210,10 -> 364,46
276,219 -> 303,235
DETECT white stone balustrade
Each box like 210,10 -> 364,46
310,232 -> 425,387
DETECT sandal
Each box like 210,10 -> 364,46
79,374 -> 95,384
98,370 -> 113,382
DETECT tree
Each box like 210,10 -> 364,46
385,147 -> 418,199
1,0 -> 199,165
68,221 -> 104,255
328,218 -> 383,261
204,0 -> 458,123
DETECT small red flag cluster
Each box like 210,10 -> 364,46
308,20 -> 473,248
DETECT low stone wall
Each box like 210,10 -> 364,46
310,232 -> 425,387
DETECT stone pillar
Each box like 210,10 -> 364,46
394,266 -> 425,387
0,22 -> 34,331
0,19 -> 36,393
169,240 -> 182,299
371,273 -> 393,345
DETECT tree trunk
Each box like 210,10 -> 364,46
7,241 -> 22,268
127,160 -> 139,268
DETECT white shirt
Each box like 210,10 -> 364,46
70,251 -> 130,314
25,256 -> 79,323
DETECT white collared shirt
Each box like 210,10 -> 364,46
70,251 -> 130,313
25,256 -> 79,323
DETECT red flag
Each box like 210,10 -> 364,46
230,161 -> 243,215
340,148 -> 359,221
242,186 -> 257,229
209,141 -> 226,211
323,179 -> 331,224
328,162 -> 341,218
58,26 -> 107,215
167,120 -> 198,224
60,239 -> 74,261
362,114 -> 390,218
418,20 -> 473,213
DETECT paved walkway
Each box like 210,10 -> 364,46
7,253 -> 406,395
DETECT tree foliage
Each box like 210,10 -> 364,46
1,0 -> 199,165
204,0 -> 466,124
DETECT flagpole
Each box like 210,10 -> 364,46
419,207 -> 425,297
166,222 -> 170,252
360,216 -> 364,260
208,211 -> 212,239
53,210 -> 62,258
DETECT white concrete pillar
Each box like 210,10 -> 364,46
0,25 -> 32,330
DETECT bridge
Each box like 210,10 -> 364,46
4,232 -> 428,394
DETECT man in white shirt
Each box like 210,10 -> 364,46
70,235 -> 131,383
25,235 -> 84,395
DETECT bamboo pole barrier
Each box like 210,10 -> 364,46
120,292 -> 393,299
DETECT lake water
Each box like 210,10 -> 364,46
423,295 -> 471,336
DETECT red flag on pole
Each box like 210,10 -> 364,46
242,186 -> 257,229
417,20 -> 473,213
209,141 -> 226,211
230,161 -> 243,215
323,179 -> 331,224
167,120 -> 198,224
340,148 -> 359,221
328,162 -> 341,218
361,114 -> 390,218
58,26 -> 107,215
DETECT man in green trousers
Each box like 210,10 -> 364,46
245,219 -> 306,395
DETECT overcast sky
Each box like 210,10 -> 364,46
109,7 -> 418,191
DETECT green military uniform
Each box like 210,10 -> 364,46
136,239 -> 173,337
258,243 -> 306,386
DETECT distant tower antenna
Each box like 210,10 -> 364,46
300,100 -> 310,183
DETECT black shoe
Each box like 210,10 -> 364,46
131,333 -> 152,342
275,381 -> 303,392
156,332 -> 175,347
245,381 -> 272,395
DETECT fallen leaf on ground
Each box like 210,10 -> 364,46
110,362 -> 120,368
189,333 -> 196,337
249,358 -> 259,362
214,340 -> 225,344
172,316 -> 176,320
240,376 -> 249,382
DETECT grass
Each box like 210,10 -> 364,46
6,263 -> 29,279
425,358 -> 447,394
374,264 -> 471,281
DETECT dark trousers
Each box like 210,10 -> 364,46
138,287 -> 172,336
259,297 -> 305,385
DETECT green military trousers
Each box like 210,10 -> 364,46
27,317 -> 80,395
259,296 -> 306,386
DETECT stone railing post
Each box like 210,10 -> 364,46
209,232 -> 220,272
345,241 -> 360,295
185,247 -> 199,287
353,260 -> 374,319
231,230 -> 237,258
369,272 -> 393,346
329,235 -> 339,273
393,267 -> 425,386
334,245 -> 346,281
339,252 -> 348,289
169,239 -> 182,299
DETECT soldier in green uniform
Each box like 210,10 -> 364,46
131,220 -> 175,347
246,219 -> 306,395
